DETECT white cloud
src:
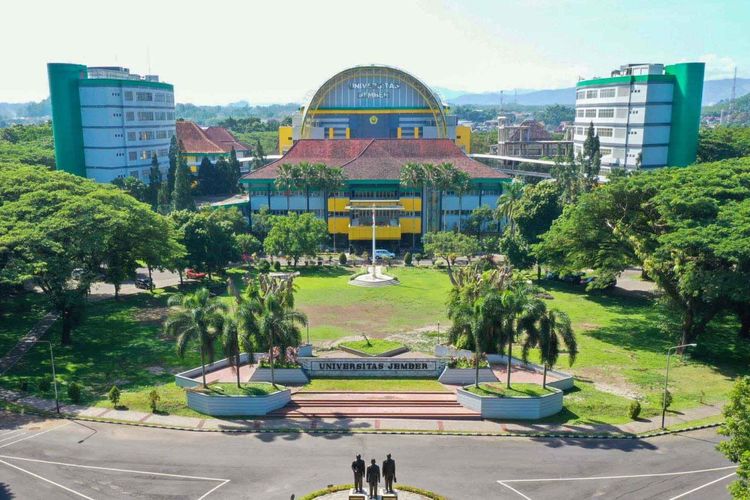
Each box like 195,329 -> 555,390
696,54 -> 738,80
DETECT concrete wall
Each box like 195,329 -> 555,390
299,357 -> 446,378
438,367 -> 498,385
456,386 -> 563,419
175,353 -> 253,388
186,387 -> 291,416
250,368 -> 309,385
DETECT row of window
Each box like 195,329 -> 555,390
126,149 -> 168,161
123,91 -> 174,104
123,129 -> 174,141
576,88 -> 617,100
123,111 -> 175,121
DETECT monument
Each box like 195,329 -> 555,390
366,459 -> 381,499
348,203 -> 400,288
352,454 -> 365,493
382,454 -> 397,496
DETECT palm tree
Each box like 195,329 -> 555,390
275,163 -> 301,213
434,163 -> 457,231
451,170 -> 472,233
399,163 -> 425,250
165,288 -> 226,388
319,165 -> 346,252
496,180 -> 524,236
497,281 -> 545,388
523,308 -> 578,388
222,279 -> 257,388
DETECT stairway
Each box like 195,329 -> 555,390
268,391 -> 481,420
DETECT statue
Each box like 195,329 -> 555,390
351,454 -> 365,493
366,458 -> 380,499
382,454 -> 397,493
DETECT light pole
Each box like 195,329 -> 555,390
36,340 -> 60,414
437,321 -> 441,346
661,342 -> 697,429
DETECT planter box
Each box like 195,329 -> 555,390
456,386 -> 563,420
250,368 -> 309,385
438,367 -> 498,385
175,353 -> 254,388
297,344 -> 313,357
186,387 -> 291,416
338,345 -> 409,358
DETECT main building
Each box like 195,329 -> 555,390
47,63 -> 176,183
241,65 -> 510,250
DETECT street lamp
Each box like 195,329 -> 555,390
36,340 -> 60,415
661,342 -> 697,429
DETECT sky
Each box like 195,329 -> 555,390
2,0 -> 749,105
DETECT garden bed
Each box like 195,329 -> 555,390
456,383 -> 563,419
250,367 -> 309,385
186,382 -> 290,416
338,339 -> 408,357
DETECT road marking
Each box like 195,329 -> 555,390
0,430 -> 26,442
497,465 -> 738,483
0,458 -> 95,499
0,454 -> 231,482
669,472 -> 737,500
498,481 -> 533,499
0,421 -> 70,449
197,479 -> 231,500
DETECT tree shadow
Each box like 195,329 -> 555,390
528,435 -> 658,451
215,416 -> 373,442
0,482 -> 14,500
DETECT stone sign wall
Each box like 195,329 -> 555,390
299,357 -> 446,378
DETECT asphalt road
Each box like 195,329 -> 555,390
0,415 -> 737,500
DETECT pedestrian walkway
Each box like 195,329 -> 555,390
0,385 -> 722,437
0,311 -> 58,376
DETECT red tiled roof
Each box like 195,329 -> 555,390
204,127 -> 252,153
242,139 -> 509,181
176,121 -> 224,154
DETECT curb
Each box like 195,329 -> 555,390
2,401 -> 723,440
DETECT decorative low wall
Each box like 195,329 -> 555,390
435,346 -> 574,391
186,387 -> 291,416
338,345 -> 409,358
175,353 -> 254,388
298,357 -> 447,378
456,386 -> 564,420
250,368 -> 309,385
438,367 -> 498,385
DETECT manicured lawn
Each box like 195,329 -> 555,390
300,377 -> 447,392
0,291 -> 50,354
292,266 -> 451,342
339,338 -> 405,355
465,382 -> 553,398
94,382 -> 202,417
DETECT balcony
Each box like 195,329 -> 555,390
348,225 -> 401,240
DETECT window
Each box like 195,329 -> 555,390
598,108 -> 615,118
126,112 -> 134,121
140,150 -> 152,160
630,109 -> 639,115
137,111 -> 154,121
585,109 -> 597,118
128,151 -> 137,161
596,127 -> 614,137
156,130 -> 168,139
576,90 -> 585,100
136,92 -> 153,101
576,127 -> 584,135
139,131 -> 154,141
127,131 -> 136,141
599,88 -> 616,98
586,89 -> 598,99
111,92 -> 120,97
600,148 -> 613,156
155,111 -> 166,120
154,93 -> 166,102
166,112 -> 175,120
112,112 -> 122,118
576,109 -> 584,117
167,94 -> 174,104
124,91 -> 133,101
158,148 -> 168,156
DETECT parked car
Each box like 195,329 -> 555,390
374,249 -> 396,260
185,269 -> 207,280
71,268 -> 85,280
134,277 -> 153,290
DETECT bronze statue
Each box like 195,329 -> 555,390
382,453 -> 396,493
352,454 -> 366,493
366,459 -> 380,498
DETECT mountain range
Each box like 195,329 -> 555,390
442,78 -> 750,107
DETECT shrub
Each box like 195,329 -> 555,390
108,385 -> 121,407
663,389 -> 673,409
628,399 -> 641,420
148,389 -> 160,413
18,379 -> 29,392
67,382 -> 82,404
338,252 -> 347,265
257,260 -> 271,273
404,252 -> 412,266
273,260 -> 281,272
38,377 -> 51,392
413,253 -> 422,265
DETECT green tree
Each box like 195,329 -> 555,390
263,212 -> 327,267
275,163 -> 301,212
215,156 -> 233,195
236,233 -> 261,260
148,153 -> 162,210
165,288 -> 226,388
422,231 -> 479,286
167,135 -> 178,196
253,139 -> 266,171
536,159 -> 750,345
580,122 -> 601,191
451,169 -> 472,232
551,149 -> 580,205
111,176 -> 148,203
229,147 -> 242,193
197,156 -> 216,195
496,180 -> 524,236
157,182 -> 171,214
400,163 -> 426,249
523,308 -> 577,388
172,154 -> 195,211
466,205 -> 495,241
514,180 -> 563,277
718,376 -> 750,498
534,104 -> 575,128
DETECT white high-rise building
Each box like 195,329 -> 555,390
48,63 -> 176,183
573,62 -> 704,171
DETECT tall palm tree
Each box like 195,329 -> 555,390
434,163 -> 457,231
523,308 -> 578,388
165,288 -> 226,388
223,279 -> 257,388
275,163 -> 301,213
319,165 -> 346,252
497,281 -> 545,388
399,163 -> 425,250
496,180 -> 524,236
451,169 -> 472,233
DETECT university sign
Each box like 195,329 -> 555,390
299,357 -> 446,378
349,81 -> 401,99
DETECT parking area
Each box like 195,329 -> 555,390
0,413 -> 737,500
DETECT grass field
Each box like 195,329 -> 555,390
465,382 -> 553,397
339,339 -> 405,355
0,292 -> 49,354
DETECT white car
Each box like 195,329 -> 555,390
374,249 -> 396,260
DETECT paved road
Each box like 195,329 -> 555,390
0,416 -> 736,499
88,267 -> 183,300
